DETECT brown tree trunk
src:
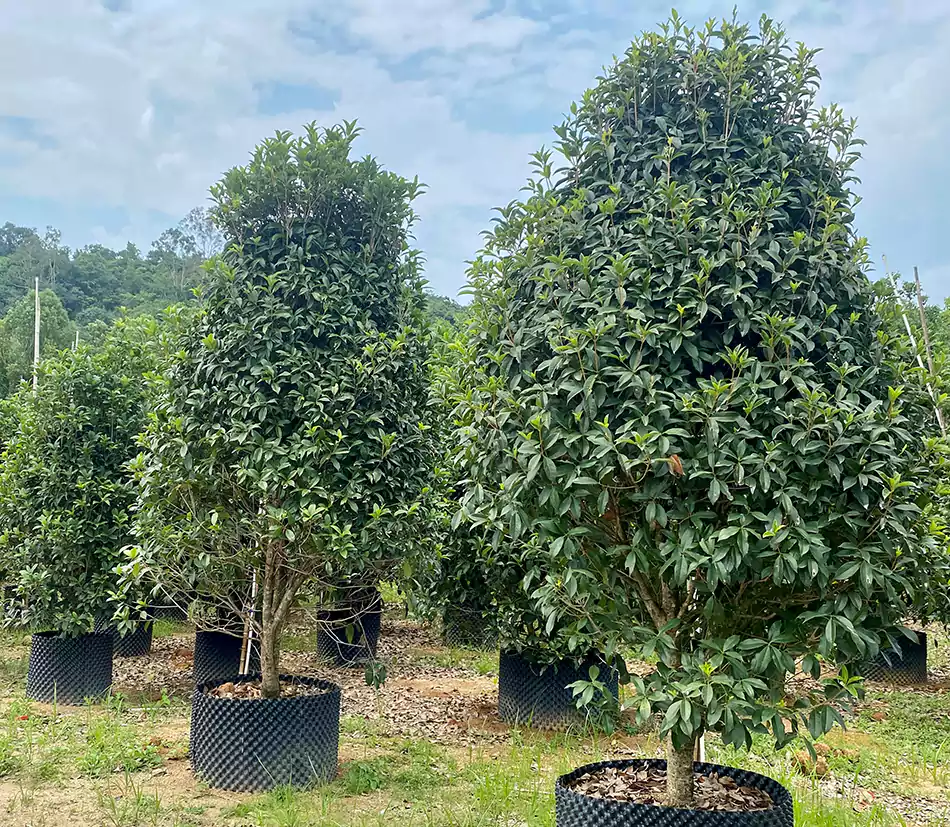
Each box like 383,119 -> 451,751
259,544 -> 280,699
666,735 -> 696,808
260,618 -> 281,699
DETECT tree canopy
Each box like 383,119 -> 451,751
0,323 -> 153,636
456,13 -> 946,805
122,122 -> 435,697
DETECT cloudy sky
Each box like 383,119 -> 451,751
0,0 -> 947,300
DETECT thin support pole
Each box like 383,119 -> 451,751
242,570 -> 259,674
885,258 -> 945,436
912,266 -> 946,436
32,276 -> 40,391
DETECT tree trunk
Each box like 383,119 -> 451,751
666,735 -> 696,808
260,547 -> 280,700
260,620 -> 280,699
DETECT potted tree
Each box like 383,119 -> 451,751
457,12 -> 944,820
119,121 -> 434,791
851,280 -> 950,687
491,537 -> 621,731
0,326 -> 150,703
406,324 -> 499,652
316,579 -> 384,666
436,310 -> 618,727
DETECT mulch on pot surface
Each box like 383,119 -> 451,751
205,678 -> 332,699
566,764 -> 774,812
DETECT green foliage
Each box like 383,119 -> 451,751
0,289 -> 74,396
122,122 -> 434,692
406,324 -> 496,630
457,11 -> 945,761
0,220 -> 205,330
0,326 -> 151,635
871,278 -> 950,627
425,292 -> 467,327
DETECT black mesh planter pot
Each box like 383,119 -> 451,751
94,616 -> 154,658
555,759 -> 793,827
26,631 -> 113,705
498,650 -> 619,730
442,606 -> 498,651
316,591 -> 382,666
190,674 -> 341,791
857,631 -> 928,686
193,631 -> 260,685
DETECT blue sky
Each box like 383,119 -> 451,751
1,0 -> 948,300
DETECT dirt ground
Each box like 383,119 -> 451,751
0,616 -> 948,827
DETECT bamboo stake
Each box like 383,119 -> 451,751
885,258 -> 946,436
241,570 -> 259,674
911,266 -> 946,435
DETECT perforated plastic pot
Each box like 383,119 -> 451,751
316,590 -> 382,666
498,650 -> 619,730
442,606 -> 498,651
26,631 -> 113,705
858,631 -> 927,685
94,616 -> 154,658
193,631 -> 260,685
555,759 -> 793,827
190,674 -> 341,791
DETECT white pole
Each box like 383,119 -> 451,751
243,570 -> 258,674
73,329 -> 79,352
32,276 -> 40,391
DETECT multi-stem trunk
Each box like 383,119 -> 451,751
666,734 -> 697,808
258,539 -> 303,700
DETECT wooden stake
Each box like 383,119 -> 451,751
886,259 -> 946,436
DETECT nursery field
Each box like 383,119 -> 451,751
0,610 -> 947,827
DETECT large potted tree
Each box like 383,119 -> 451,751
0,326 -> 150,704
119,121 -> 434,791
457,12 -> 944,822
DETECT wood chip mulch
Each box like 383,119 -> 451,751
567,765 -> 774,813
205,679 -> 331,699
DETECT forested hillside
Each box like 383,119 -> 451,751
0,209 -> 463,393
0,208 -> 218,325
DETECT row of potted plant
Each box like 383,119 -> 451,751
2,11 -> 949,822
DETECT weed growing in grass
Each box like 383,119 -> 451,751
225,785 -> 334,826
96,773 -> 163,827
78,709 -> 162,776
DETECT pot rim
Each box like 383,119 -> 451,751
194,673 -> 341,704
555,757 -> 789,816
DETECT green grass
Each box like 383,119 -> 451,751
406,646 -> 497,676
152,619 -> 191,639
0,621 -> 948,826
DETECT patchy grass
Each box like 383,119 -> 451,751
152,620 -> 191,640
0,623 -> 947,827
404,646 -> 497,676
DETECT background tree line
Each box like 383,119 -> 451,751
0,208 -> 465,396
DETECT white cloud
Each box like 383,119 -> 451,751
0,0 -> 948,298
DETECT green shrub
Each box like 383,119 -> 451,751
0,326 -> 150,635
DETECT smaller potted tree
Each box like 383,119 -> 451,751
121,122 -> 434,791
490,537 -> 620,731
0,328 -> 150,704
316,579 -> 384,666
